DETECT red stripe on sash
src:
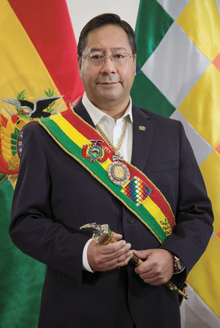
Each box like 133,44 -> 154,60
62,109 -> 175,228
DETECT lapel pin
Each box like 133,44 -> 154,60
139,126 -> 146,131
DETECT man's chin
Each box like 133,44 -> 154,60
99,93 -> 122,103
97,88 -> 123,101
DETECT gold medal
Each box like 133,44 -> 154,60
108,159 -> 130,186
114,165 -> 124,179
96,117 -> 130,186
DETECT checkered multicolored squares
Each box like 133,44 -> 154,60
131,1 -> 220,327
121,176 -> 151,206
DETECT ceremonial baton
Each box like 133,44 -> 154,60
80,222 -> 188,300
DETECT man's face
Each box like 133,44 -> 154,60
78,24 -> 136,111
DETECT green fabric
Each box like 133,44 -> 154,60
135,0 -> 174,68
41,117 -> 170,243
0,180 -> 46,328
131,70 -> 175,117
131,0 -> 175,116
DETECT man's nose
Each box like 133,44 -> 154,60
100,56 -> 117,74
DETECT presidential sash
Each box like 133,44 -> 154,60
39,108 -> 176,243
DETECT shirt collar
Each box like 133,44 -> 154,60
82,92 -> 133,125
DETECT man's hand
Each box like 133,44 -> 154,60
134,249 -> 174,286
87,232 -> 132,271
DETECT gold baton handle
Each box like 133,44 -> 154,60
165,282 -> 189,300
80,222 -> 188,300
130,255 -> 188,299
129,253 -> 143,266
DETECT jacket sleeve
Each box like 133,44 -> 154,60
160,122 -> 214,284
9,122 -> 91,285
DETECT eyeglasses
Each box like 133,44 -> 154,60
81,53 -> 135,68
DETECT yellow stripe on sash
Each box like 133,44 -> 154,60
142,197 -> 170,231
51,114 -> 171,235
51,114 -> 88,146
51,114 -> 113,170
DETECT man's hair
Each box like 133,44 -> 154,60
77,13 -> 136,58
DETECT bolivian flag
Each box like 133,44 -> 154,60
0,1 -> 84,327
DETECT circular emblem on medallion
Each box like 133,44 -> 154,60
108,161 -> 130,186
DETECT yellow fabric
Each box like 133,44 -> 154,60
52,114 -> 112,172
176,0 -> 220,61
50,113 -> 171,233
187,235 -> 220,317
99,157 -> 112,171
0,1 -> 66,121
200,150 -> 220,235
175,1 -> 220,319
1,123 -> 14,162
177,64 -> 220,148
142,196 -> 169,231
51,114 -> 88,147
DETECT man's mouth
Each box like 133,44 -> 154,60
100,81 -> 118,84
97,80 -> 121,86
96,77 -> 121,84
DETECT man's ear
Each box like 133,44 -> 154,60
77,55 -> 82,77
133,54 -> 137,75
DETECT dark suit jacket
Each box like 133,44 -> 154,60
10,100 -> 213,328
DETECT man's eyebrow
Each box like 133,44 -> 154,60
111,47 -> 127,52
89,47 -> 104,53
112,47 -> 127,51
88,47 -> 128,53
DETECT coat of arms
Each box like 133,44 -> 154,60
0,89 -> 64,185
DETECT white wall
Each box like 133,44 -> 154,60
67,0 -> 220,43
66,0 -> 140,42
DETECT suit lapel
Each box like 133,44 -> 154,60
74,100 -> 154,172
131,104 -> 154,171
74,99 -> 96,128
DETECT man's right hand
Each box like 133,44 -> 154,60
87,232 -> 132,271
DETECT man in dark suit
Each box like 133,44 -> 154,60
10,14 -> 213,328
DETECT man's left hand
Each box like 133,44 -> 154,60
133,249 -> 173,286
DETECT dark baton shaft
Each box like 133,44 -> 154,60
80,222 -> 188,300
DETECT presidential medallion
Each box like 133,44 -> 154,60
96,117 -> 130,186
108,151 -> 130,186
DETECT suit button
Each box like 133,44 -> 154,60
127,217 -> 135,224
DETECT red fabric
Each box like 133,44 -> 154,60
8,0 -> 84,105
61,109 -> 176,228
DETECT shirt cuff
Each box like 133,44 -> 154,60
82,238 -> 94,273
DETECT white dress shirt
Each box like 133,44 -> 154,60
81,92 -> 133,272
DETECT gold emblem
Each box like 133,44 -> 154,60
114,165 -> 125,179
108,152 -> 130,186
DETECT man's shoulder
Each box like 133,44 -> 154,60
22,119 -> 51,141
23,120 -> 41,133
133,103 -> 180,126
23,109 -> 69,134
